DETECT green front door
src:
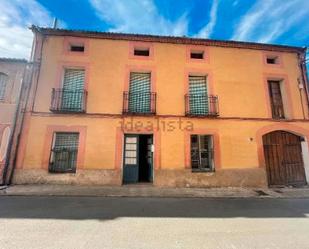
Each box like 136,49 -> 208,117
123,135 -> 139,183
123,134 -> 154,184
147,136 -> 153,182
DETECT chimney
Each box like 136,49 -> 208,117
53,18 -> 58,29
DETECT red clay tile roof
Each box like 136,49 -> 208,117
31,26 -> 306,54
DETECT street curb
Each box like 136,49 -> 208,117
1,185 -> 309,199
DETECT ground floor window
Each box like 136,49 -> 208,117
49,132 -> 79,173
191,135 -> 214,171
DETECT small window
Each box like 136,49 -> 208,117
134,48 -> 150,56
70,44 -> 84,52
190,51 -> 204,59
191,135 -> 214,171
0,73 -> 8,100
49,132 -> 79,173
266,56 -> 278,64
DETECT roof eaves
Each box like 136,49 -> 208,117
31,26 -> 306,54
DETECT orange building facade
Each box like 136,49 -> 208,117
12,26 -> 309,187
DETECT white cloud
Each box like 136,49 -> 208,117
232,0 -> 309,43
90,0 -> 188,36
0,0 -> 54,59
195,0 -> 219,38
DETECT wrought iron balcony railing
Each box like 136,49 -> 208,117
123,91 -> 156,115
185,94 -> 219,116
50,88 -> 87,113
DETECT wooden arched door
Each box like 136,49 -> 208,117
263,131 -> 307,186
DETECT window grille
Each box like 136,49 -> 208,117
128,72 -> 151,113
49,132 -> 79,173
61,69 -> 85,111
191,135 -> 214,171
189,75 -> 209,115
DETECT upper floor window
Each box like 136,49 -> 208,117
49,132 -> 79,173
187,46 -> 209,63
134,47 -> 150,57
185,75 -> 219,116
266,56 -> 279,65
63,37 -> 89,55
191,135 -> 214,172
0,73 -> 8,101
124,72 -> 156,114
268,80 -> 285,119
129,42 -> 154,60
264,53 -> 282,67
190,50 -> 204,59
70,44 -> 84,52
50,68 -> 86,113
189,75 -> 208,115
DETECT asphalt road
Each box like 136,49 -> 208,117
0,196 -> 309,249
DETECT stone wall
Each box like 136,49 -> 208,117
13,167 -> 267,188
154,168 -> 267,188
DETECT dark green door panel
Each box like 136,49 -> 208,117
123,135 -> 139,184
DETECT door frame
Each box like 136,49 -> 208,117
262,130 -> 307,186
122,134 -> 140,184
121,133 -> 155,184
256,125 -> 309,185
115,126 -> 161,181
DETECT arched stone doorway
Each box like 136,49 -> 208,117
263,130 -> 307,186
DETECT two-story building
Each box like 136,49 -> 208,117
0,58 -> 27,184
11,26 -> 309,187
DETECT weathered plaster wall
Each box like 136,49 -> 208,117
13,35 -> 309,187
0,61 -> 25,123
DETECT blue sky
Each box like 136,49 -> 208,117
0,0 -> 308,60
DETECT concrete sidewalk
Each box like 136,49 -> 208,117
1,184 -> 309,198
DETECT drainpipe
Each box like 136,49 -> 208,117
298,49 -> 309,119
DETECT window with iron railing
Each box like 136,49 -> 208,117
185,75 -> 218,116
185,94 -> 218,116
123,92 -> 156,114
123,72 -> 156,114
191,135 -> 214,172
51,88 -> 87,112
50,69 -> 87,113
49,132 -> 79,173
